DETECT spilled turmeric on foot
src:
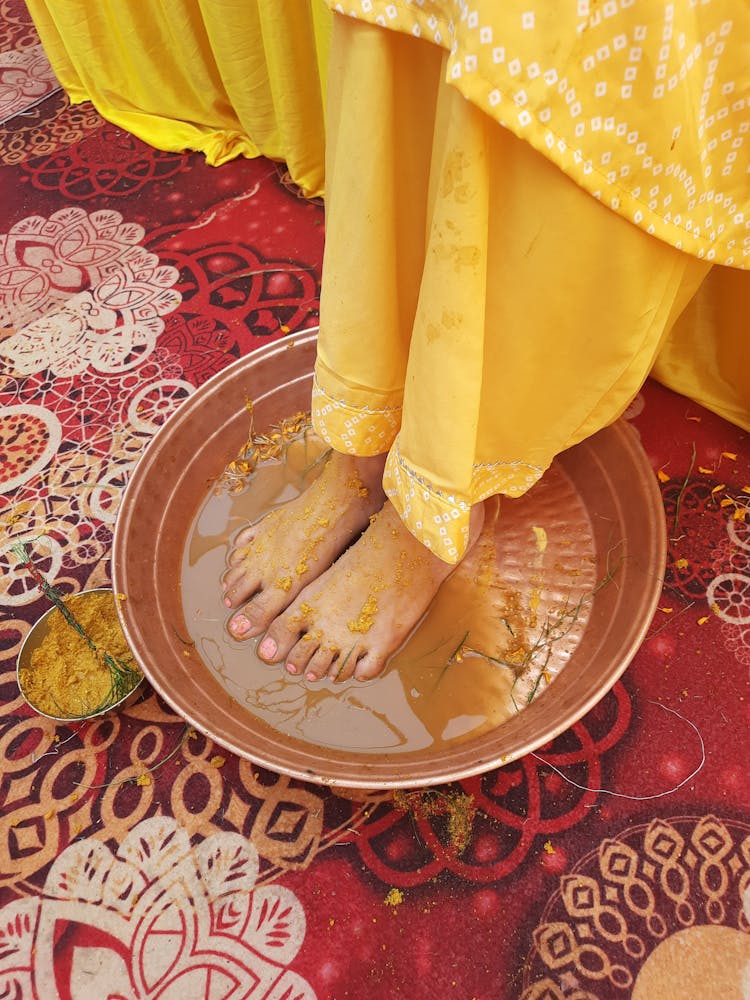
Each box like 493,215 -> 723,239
348,594 -> 378,634
345,471 -> 369,498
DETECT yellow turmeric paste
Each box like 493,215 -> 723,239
348,594 -> 378,634
19,591 -> 141,718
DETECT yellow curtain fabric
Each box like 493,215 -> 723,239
654,267 -> 750,431
25,0 -> 330,197
312,15 -> 715,563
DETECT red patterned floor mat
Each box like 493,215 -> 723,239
1,6 -> 748,999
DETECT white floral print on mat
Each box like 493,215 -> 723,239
0,817 -> 316,1000
709,508 -> 750,668
0,207 -> 180,375
0,45 -> 60,125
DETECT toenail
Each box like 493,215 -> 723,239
286,662 -> 298,675
259,636 -> 277,660
305,671 -> 318,682
229,614 -> 251,635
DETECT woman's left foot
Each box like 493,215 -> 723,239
256,500 -> 485,682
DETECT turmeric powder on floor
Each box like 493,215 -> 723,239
19,591 -> 140,718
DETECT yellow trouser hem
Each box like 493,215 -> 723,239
385,438 -> 544,565
311,372 -> 401,456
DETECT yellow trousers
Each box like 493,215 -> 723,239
312,15 -> 738,564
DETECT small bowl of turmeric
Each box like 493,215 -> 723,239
17,588 -> 144,722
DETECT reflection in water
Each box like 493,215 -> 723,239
181,435 -> 597,754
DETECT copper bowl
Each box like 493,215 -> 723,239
17,588 -> 144,722
112,329 -> 665,788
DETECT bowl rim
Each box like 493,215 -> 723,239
112,328 -> 667,788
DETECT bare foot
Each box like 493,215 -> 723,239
224,451 -> 386,638
255,500 -> 486,682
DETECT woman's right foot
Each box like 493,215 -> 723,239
255,499 -> 486,683
223,451 -> 387,639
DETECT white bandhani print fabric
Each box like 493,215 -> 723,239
0,207 -> 181,375
331,0 -> 750,268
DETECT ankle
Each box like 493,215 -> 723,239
327,450 -> 387,501
353,453 -> 388,495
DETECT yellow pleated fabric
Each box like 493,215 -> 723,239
654,266 -> 750,431
312,14 -> 714,563
25,0 -> 331,197
28,1 -> 749,560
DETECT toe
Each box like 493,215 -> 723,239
228,584 -> 294,640
353,652 -> 388,682
227,545 -> 250,568
233,523 -> 259,548
284,634 -> 320,676
330,644 -> 362,683
259,611 -> 304,665
222,563 -> 260,607
227,612 -> 255,640
304,646 -> 337,682
235,585 -> 295,635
